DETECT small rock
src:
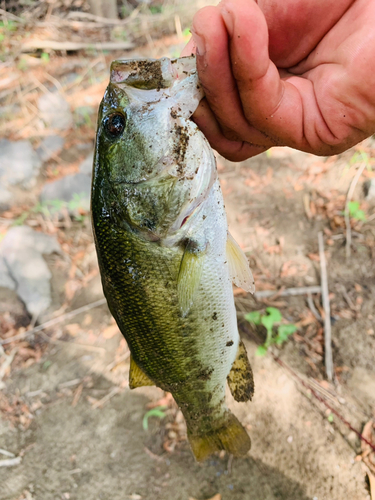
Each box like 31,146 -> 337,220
364,179 -> 375,200
79,151 -> 94,176
0,257 -> 16,290
36,135 -> 65,162
0,185 -> 12,209
40,173 -> 91,214
0,287 -> 30,327
0,226 -> 61,317
38,92 -> 73,130
74,106 -> 95,127
347,367 -> 375,407
0,139 -> 42,189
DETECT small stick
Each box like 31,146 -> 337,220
227,454 -> 234,475
0,298 -> 107,345
318,232 -> 333,381
39,331 -> 106,354
0,448 -> 15,458
273,355 -> 375,453
0,456 -> 22,467
254,285 -> 321,299
306,293 -> 322,322
91,387 -> 121,409
339,284 -> 356,311
106,351 -> 131,371
0,8 -> 23,22
144,447 -> 164,462
345,162 -> 366,260
22,40 -> 134,52
72,383 -> 84,407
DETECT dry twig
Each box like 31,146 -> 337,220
0,456 -> 22,468
0,449 -> 15,458
345,163 -> 366,260
254,285 -> 321,299
318,232 -> 333,381
306,293 -> 322,322
22,40 -> 134,52
0,298 -> 107,345
91,387 -> 121,409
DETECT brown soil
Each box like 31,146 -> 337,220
1,6 -> 375,499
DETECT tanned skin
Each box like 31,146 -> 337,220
182,0 -> 375,161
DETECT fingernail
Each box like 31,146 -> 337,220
191,30 -> 206,56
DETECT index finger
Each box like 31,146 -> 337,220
220,0 -> 339,154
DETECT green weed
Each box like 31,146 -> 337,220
245,307 -> 297,356
348,200 -> 366,221
349,150 -> 373,171
41,52 -> 50,63
12,194 -> 89,226
142,405 -> 168,431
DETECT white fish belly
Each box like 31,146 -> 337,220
190,180 -> 239,409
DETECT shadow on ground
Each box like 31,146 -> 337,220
0,376 -> 310,500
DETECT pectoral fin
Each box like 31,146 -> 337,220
177,242 -> 205,316
129,355 -> 154,389
226,232 -> 255,293
227,340 -> 254,402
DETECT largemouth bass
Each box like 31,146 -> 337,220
91,56 -> 255,461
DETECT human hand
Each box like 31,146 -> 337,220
182,0 -> 375,161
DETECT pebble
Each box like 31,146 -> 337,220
40,172 -> 91,215
0,226 -> 61,317
38,92 -> 73,130
365,178 -> 375,200
36,135 -> 65,163
0,185 -> 11,208
0,139 -> 41,188
0,287 -> 30,327
79,151 -> 94,176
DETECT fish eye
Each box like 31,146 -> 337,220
105,112 -> 126,138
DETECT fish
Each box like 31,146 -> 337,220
91,55 -> 255,462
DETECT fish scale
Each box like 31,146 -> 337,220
92,55 -> 255,461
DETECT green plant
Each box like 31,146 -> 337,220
349,150 -> 373,171
0,20 -> 17,32
245,307 -> 297,356
41,52 -> 50,63
12,195 -> 89,227
348,200 -> 366,221
0,20 -> 17,44
17,56 -> 28,71
142,405 -> 168,431
149,5 -> 163,14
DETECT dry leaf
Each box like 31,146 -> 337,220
102,324 -> 120,339
307,253 -> 320,262
368,471 -> 375,499
65,323 -> 81,337
189,496 -> 221,500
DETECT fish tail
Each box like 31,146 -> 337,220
187,410 -> 251,462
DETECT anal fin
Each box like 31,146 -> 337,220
226,232 -> 255,293
129,355 -> 154,389
227,340 -> 254,402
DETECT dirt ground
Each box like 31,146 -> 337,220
1,3 -> 375,500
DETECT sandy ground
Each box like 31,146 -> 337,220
1,144 -> 375,500
1,6 -> 375,497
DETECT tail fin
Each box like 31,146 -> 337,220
187,411 -> 251,462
